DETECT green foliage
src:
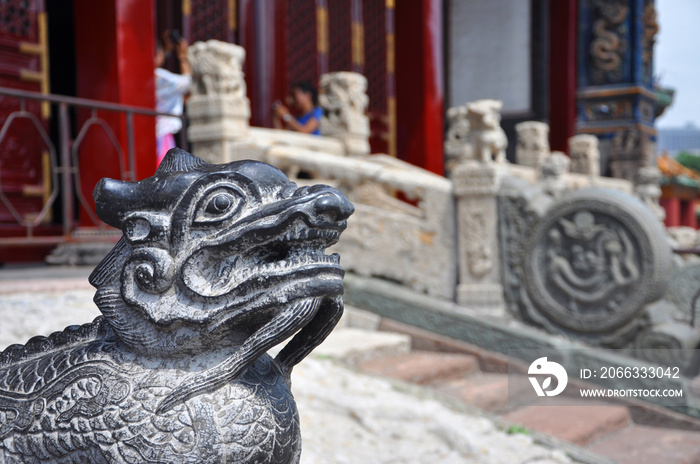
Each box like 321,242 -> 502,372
506,425 -> 531,435
676,151 -> 700,174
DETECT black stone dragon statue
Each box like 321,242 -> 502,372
0,149 -> 354,463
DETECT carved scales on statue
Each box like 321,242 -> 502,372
0,149 -> 354,463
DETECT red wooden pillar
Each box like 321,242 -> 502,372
548,0 -> 577,153
394,0 -> 444,175
661,197 -> 681,228
238,0 -> 286,128
682,199 -> 697,229
73,0 -> 156,224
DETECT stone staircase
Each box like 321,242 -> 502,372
353,318 -> 700,464
316,307 -> 700,464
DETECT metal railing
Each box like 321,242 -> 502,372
0,86 -> 185,247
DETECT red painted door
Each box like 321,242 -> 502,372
0,0 -> 52,231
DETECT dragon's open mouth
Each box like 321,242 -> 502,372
182,218 -> 344,298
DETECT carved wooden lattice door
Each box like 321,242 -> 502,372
286,0 -> 394,155
362,0 -> 393,155
286,0 -> 319,86
185,0 -> 236,43
0,0 -> 51,229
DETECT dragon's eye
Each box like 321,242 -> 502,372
207,193 -> 233,214
194,187 -> 243,224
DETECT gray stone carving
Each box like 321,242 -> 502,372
667,264 -> 700,326
522,188 -> 672,334
635,322 -> 700,371
0,149 -> 353,463
499,176 -> 700,372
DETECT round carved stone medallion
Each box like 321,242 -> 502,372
523,188 -> 672,333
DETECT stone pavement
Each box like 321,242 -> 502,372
0,265 -> 586,464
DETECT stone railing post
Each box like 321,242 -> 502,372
635,166 -> 666,222
444,105 -> 470,175
540,151 -> 571,197
515,121 -> 549,169
186,40 -> 251,164
453,162 -> 508,313
445,100 -> 507,176
569,134 -> 600,176
450,99 -> 511,313
318,71 -> 370,156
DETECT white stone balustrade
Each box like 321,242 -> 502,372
264,147 -> 457,300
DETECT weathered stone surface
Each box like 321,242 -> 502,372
505,401 -> 630,446
187,40 -> 251,163
588,424 -> 700,464
247,127 -> 346,156
319,71 -> 370,156
266,148 -> 458,300
445,99 -> 507,173
634,166 -> 665,222
0,149 -> 354,464
453,160 -> 510,311
516,121 -> 549,169
667,226 -> 699,250
360,351 -> 479,385
568,134 -> 600,176
295,357 -> 574,464
667,264 -> 700,325
540,151 -> 571,197
466,99 -> 508,164
0,289 -> 99,349
434,374 -> 512,412
444,105 -> 471,174
522,188 -> 672,334
313,327 -> 411,365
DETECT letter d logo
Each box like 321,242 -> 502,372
528,357 -> 568,397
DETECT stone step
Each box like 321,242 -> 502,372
312,327 -> 411,365
432,373 -> 510,412
588,424 -> 700,464
359,350 -> 479,385
503,400 -> 631,446
359,318 -> 700,462
433,372 -> 536,413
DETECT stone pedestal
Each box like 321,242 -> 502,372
453,161 -> 508,313
187,95 -> 250,164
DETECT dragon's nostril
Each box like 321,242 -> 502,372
314,192 -> 354,221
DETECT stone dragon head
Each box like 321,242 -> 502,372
89,149 -> 353,411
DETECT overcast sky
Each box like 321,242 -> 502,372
654,0 -> 700,128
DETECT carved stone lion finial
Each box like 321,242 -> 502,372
0,149 -> 353,463
319,71 -> 371,156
